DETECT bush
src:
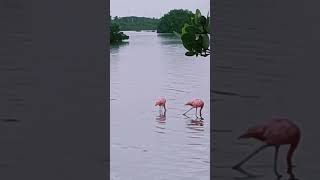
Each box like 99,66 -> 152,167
110,23 -> 129,44
157,9 -> 194,33
180,9 -> 210,57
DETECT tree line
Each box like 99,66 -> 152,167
110,9 -> 211,56
110,9 -> 195,33
112,16 -> 159,31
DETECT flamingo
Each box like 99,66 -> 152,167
183,99 -> 204,118
233,118 -> 301,178
155,97 -> 166,112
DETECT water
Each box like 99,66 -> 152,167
110,31 -> 210,180
212,0 -> 320,177
211,59 -> 320,179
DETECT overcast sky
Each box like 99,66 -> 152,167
110,0 -> 210,18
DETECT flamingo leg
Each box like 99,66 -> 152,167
163,104 -> 167,112
183,107 -> 193,115
159,106 -> 163,115
287,169 -> 296,180
274,145 -> 282,178
233,144 -> 271,169
195,108 -> 198,117
200,107 -> 203,119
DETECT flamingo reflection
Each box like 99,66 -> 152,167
155,110 -> 166,124
183,114 -> 204,133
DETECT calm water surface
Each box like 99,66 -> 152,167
110,31 -> 210,180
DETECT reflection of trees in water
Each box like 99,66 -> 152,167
110,41 -> 129,49
157,33 -> 179,40
157,33 -> 176,38
110,42 -> 129,54
157,33 -> 182,45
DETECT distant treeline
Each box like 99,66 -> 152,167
112,16 -> 159,31
110,9 -> 210,44
111,9 -> 202,33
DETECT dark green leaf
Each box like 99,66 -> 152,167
185,51 -> 196,56
185,25 -> 201,34
206,15 -> 210,27
194,9 -> 202,25
181,24 -> 191,34
180,9 -> 211,57
191,17 -> 195,25
181,33 -> 196,51
199,16 -> 207,26
201,34 -> 209,49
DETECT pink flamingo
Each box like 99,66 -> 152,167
155,98 -> 167,112
233,118 -> 301,178
183,99 -> 204,118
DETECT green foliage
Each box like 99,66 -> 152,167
180,9 -> 210,57
110,23 -> 129,44
157,9 -> 194,33
112,16 -> 159,31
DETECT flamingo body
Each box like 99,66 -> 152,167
185,99 -> 204,108
234,118 -> 301,177
155,98 -> 166,111
239,118 -> 300,146
184,99 -> 204,118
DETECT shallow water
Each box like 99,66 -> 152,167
212,62 -> 320,180
212,1 -> 320,178
110,31 -> 210,180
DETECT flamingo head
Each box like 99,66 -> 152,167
185,101 -> 193,106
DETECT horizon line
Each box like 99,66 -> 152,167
110,8 -> 205,19
111,15 -> 160,18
